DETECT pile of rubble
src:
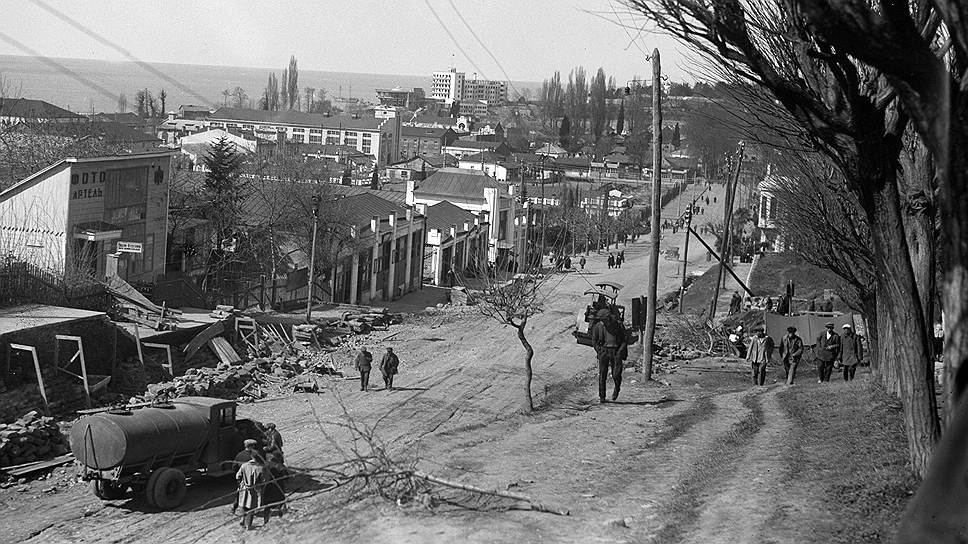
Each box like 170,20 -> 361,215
0,411 -> 70,468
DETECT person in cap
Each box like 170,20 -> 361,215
236,439 -> 269,530
263,423 -> 283,457
379,347 -> 400,390
231,439 -> 264,516
591,308 -> 628,402
746,326 -> 774,386
779,326 -> 804,385
840,324 -> 863,381
355,347 -> 373,391
815,322 -> 841,382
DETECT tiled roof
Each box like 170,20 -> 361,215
336,193 -> 412,230
425,200 -> 478,232
0,98 -> 85,119
209,107 -> 388,131
90,112 -> 142,125
328,184 -> 408,205
414,168 -> 501,199
6,120 -> 160,143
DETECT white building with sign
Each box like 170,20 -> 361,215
0,150 -> 177,283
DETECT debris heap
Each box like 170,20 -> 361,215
0,411 -> 69,468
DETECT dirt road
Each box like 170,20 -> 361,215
2,183 -> 774,544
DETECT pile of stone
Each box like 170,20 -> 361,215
0,411 -> 69,468
140,361 -> 265,401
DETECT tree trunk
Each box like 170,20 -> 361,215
861,293 -> 879,378
516,319 -> 534,412
862,158 -> 940,477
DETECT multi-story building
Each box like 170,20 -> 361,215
375,87 -> 426,110
207,108 -> 401,167
442,140 -> 509,160
406,168 -> 528,270
398,126 -> 459,160
0,150 -> 177,284
458,100 -> 490,118
431,69 -> 466,102
462,78 -> 508,104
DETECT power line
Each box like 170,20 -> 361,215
423,0 -> 491,81
444,0 -> 522,98
28,0 -> 214,107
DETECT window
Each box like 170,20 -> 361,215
292,127 -> 305,133
381,240 -> 391,271
105,167 -> 147,208
395,237 -> 405,263
326,135 -> 339,145
310,128 -> 322,134
242,124 -> 253,130
768,196 -> 777,220
359,248 -> 372,289
290,134 -> 305,144
143,234 -> 154,271
309,134 -> 322,144
499,210 -> 508,240
345,131 -> 358,147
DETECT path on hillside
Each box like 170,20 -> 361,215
6,184 -> 730,544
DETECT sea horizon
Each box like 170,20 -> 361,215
0,54 -> 541,115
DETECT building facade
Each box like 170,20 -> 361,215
462,78 -> 508,104
0,151 -> 176,284
375,87 -> 426,110
423,201 -> 488,285
207,108 -> 401,167
399,126 -> 459,159
431,69 -> 466,102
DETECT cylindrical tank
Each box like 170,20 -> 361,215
70,403 -> 211,470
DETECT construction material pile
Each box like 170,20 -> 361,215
0,411 -> 69,468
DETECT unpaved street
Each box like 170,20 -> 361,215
2,184 -> 749,544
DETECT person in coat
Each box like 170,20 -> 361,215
778,326 -> 804,385
591,308 -> 628,403
607,253 -> 615,269
262,445 -> 287,516
579,255 -> 587,270
815,323 -> 841,382
263,423 -> 283,459
728,325 -> 747,358
379,347 -> 400,390
840,324 -> 863,381
746,326 -> 774,386
355,348 -> 373,391
236,440 -> 268,530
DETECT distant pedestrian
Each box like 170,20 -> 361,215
579,255 -> 587,270
592,309 -> 628,403
355,348 -> 373,391
564,256 -> 572,270
446,267 -> 456,287
615,253 -> 623,268
815,323 -> 841,382
607,253 -> 615,269
380,347 -> 400,390
747,326 -> 774,386
236,440 -> 269,530
728,291 -> 742,315
779,326 -> 804,385
840,324 -> 863,381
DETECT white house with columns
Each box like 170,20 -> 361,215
325,193 -> 426,304
405,168 -> 528,271
422,200 -> 488,285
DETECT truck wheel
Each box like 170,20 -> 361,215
146,467 -> 187,510
92,480 -> 127,500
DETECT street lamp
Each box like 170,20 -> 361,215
305,194 -> 321,323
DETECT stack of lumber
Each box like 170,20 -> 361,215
0,411 -> 70,468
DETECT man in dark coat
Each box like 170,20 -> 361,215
591,309 -> 628,403
815,323 -> 841,382
379,347 -> 400,390
840,324 -> 863,381
355,348 -> 373,391
779,326 -> 804,385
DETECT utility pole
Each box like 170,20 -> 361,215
643,49 -> 662,380
305,194 -> 321,323
679,205 -> 693,313
709,143 -> 744,319
540,170 -> 547,266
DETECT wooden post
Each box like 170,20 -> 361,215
679,205 -> 693,313
11,344 -> 47,415
643,49 -> 662,380
710,144 -> 745,319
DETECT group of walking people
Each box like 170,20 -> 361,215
233,423 -> 287,530
354,346 -> 401,391
607,250 -> 625,269
738,322 -> 864,386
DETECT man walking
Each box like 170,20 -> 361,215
355,347 -> 373,391
592,309 -> 628,403
579,255 -> 587,270
607,253 -> 615,269
815,323 -> 841,382
779,326 -> 804,385
840,324 -> 863,381
747,326 -> 774,386
380,347 -> 400,390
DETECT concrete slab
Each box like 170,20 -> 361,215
0,304 -> 107,336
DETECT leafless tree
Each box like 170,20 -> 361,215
231,87 -> 247,109
623,0 -> 941,477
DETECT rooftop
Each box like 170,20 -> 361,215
425,200 -> 478,232
415,167 -> 503,199
443,140 -> 504,151
0,98 -> 86,120
0,304 -> 107,336
210,107 -> 389,131
401,126 -> 451,138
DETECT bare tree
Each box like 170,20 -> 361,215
231,87 -> 247,109
116,92 -> 127,113
623,0 -> 941,477
469,268 -> 556,412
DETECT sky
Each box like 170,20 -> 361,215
0,0 -> 696,84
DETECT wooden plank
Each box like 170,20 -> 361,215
4,454 -> 75,477
183,321 -> 226,361
207,337 -> 241,364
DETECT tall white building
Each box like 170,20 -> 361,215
462,78 -> 508,104
431,69 -> 466,102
